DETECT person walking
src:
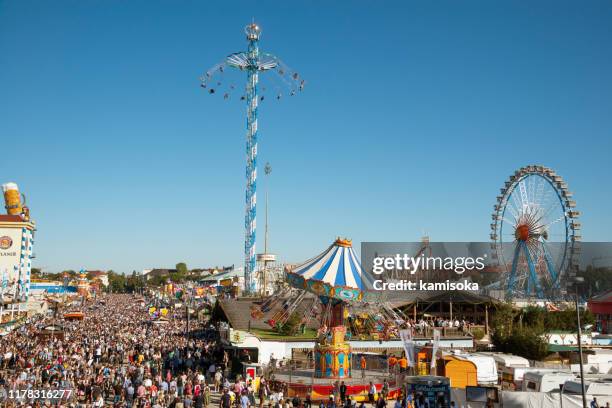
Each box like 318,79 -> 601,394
214,371 -> 223,393
203,384 -> 211,408
258,378 -> 269,408
381,380 -> 389,401
368,382 -> 376,407
220,389 -> 232,408
241,391 -> 251,408
360,356 -> 367,379
339,381 -> 347,403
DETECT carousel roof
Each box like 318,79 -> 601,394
286,238 -> 373,302
293,238 -> 367,289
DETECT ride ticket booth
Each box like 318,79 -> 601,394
242,362 -> 262,381
403,376 -> 451,408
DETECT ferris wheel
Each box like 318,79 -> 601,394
490,165 -> 581,299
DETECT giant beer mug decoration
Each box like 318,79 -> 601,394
2,182 -> 25,215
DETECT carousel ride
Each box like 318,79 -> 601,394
250,238 -> 408,379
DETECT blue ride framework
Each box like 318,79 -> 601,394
491,165 -> 580,299
201,23 -> 304,292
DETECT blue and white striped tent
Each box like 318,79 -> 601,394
286,238 -> 373,302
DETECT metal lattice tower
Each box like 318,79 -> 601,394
201,23 -> 304,292
243,24 -> 260,293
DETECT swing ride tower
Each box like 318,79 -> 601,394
201,23 -> 304,293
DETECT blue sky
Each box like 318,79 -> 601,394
1,1 -> 611,273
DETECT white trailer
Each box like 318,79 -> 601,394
563,377 -> 612,396
475,352 -> 529,378
522,370 -> 576,392
501,367 -> 565,390
463,353 -> 498,385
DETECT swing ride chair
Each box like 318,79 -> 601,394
200,24 -> 305,102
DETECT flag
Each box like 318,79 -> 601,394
399,329 -> 415,367
1,268 -> 7,289
431,329 -> 441,368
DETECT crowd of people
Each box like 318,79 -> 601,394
0,292 -> 499,408
0,294 -> 231,407
407,318 -> 477,336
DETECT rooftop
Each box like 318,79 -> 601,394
590,290 -> 612,304
0,214 -> 33,224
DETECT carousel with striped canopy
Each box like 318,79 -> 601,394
287,238 -> 371,379
250,238 -> 406,379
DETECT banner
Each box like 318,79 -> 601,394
1,268 -> 7,290
399,329 -> 415,367
0,228 -> 23,284
431,328 -> 441,368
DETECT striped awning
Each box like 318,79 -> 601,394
286,238 -> 372,302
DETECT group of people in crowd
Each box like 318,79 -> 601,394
308,380 -> 452,408
407,318 -> 476,336
0,294 -> 232,407
0,292 -> 454,408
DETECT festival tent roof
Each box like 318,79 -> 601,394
419,291 -> 499,305
590,290 -> 612,304
292,239 -> 367,289
286,238 -> 374,302
382,290 -> 499,308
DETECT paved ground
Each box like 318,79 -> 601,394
272,368 -> 394,385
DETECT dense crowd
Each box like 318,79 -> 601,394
0,293 -> 490,408
0,294 -> 230,407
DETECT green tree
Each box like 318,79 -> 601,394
170,262 -> 189,282
125,271 -> 145,293
107,271 -> 127,293
491,301 -> 517,339
149,275 -> 168,286
521,305 -> 545,332
581,266 -> 612,297
491,302 -> 549,360
518,305 -> 595,332
491,302 -> 596,361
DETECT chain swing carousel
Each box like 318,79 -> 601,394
285,237 -> 370,379
248,238 -> 412,401
251,238 -> 408,344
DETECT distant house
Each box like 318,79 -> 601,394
192,265 -> 235,278
141,269 -> 175,281
589,290 -> 612,334
544,331 -> 592,346
87,270 -> 109,287
141,265 -> 235,282
198,266 -> 243,287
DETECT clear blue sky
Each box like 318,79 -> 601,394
1,1 -> 611,273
